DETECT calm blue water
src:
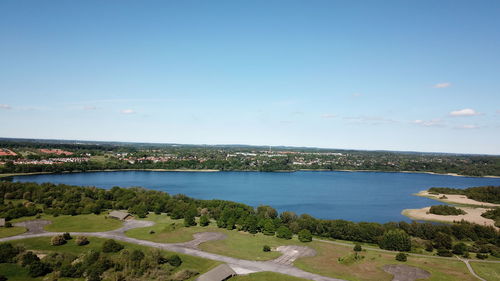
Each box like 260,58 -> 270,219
12,171 -> 500,223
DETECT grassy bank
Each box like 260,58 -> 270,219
12,213 -> 123,232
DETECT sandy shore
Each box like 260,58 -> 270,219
416,190 -> 500,207
402,206 -> 497,229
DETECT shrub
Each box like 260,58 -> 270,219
379,230 -> 412,252
75,236 -> 89,246
149,230 -> 155,234
429,205 -> 466,216
102,239 -> 123,253
395,252 -> 407,262
298,229 -> 312,242
130,249 -> 145,262
199,215 -> 210,227
276,226 -> 293,239
171,269 -> 198,281
452,243 -> 468,255
27,261 -> 51,277
51,235 -> 66,246
263,245 -> 271,252
437,248 -> 453,257
0,243 -> 22,263
0,275 -> 7,281
5,222 -> 12,228
20,251 -> 40,267
433,232 -> 452,249
424,242 -> 434,252
62,232 -> 72,240
168,254 -> 182,267
354,244 -> 362,252
476,253 -> 488,259
262,220 -> 275,236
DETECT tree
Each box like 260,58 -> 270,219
199,215 -> 210,226
379,230 -> 411,252
263,220 -> 276,236
28,261 -> 51,277
354,244 -> 362,252
183,207 -> 197,227
298,229 -> 312,242
452,242 -> 468,255
20,251 -> 40,267
0,243 -> 21,263
168,255 -> 182,267
130,249 -> 145,263
51,235 -> 66,246
395,252 -> 407,262
433,232 -> 452,250
102,239 -> 124,253
437,248 -> 453,257
276,226 -> 293,239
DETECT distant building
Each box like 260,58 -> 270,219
0,218 -> 6,227
196,264 -> 236,281
108,210 -> 131,221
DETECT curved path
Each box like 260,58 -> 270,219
0,220 -> 343,281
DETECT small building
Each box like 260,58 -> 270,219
108,210 -> 131,221
0,218 -> 5,227
196,264 -> 237,281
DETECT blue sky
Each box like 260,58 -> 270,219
1,1 -> 499,154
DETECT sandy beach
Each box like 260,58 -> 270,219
416,190 -> 500,207
402,206 -> 497,229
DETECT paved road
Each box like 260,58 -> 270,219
0,220 -> 344,281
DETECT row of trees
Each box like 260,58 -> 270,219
1,181 -> 499,256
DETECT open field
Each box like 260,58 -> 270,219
12,213 -> 123,232
470,262 -> 500,281
0,226 -> 26,238
230,271 -> 311,281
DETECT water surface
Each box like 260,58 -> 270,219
12,171 -> 500,222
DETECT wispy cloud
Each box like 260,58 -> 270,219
449,108 -> 479,117
120,109 -> 136,115
454,124 -> 480,130
321,114 -> 337,119
413,119 -> 444,127
343,116 -> 397,125
433,82 -> 451,88
0,104 -> 12,110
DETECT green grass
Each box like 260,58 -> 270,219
470,261 -> 500,281
12,213 -> 123,232
230,272 -> 311,281
10,236 -> 220,281
0,226 -> 26,238
0,263 -> 41,281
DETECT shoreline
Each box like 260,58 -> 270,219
402,207 -> 498,229
2,168 -> 500,179
414,190 -> 500,207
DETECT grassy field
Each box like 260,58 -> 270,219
470,261 -> 500,281
0,226 -> 26,238
12,213 -> 123,232
8,236 -> 220,281
229,272 -> 311,281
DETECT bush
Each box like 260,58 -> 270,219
102,239 -> 123,253
424,242 -> 434,252
379,230 -> 411,252
429,205 -> 466,216
75,236 -> 89,246
5,222 -> 12,228
199,215 -> 210,227
354,244 -> 362,252
0,275 -> 7,281
168,254 -> 182,267
298,229 -> 312,242
51,235 -> 66,246
27,261 -> 51,277
276,226 -> 293,239
20,251 -> 40,267
0,243 -> 22,263
437,248 -> 453,257
263,245 -> 271,252
476,253 -> 488,259
452,243 -> 468,255
62,232 -> 72,240
395,252 -> 407,262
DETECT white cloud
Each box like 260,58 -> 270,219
449,108 -> 479,117
433,82 -> 451,88
454,124 -> 479,129
120,109 -> 136,114
413,119 -> 444,127
0,104 -> 12,110
321,114 -> 337,119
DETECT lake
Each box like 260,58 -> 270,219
12,170 -> 500,223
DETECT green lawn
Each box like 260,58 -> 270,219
12,213 -> 123,232
10,236 -> 220,281
470,261 -> 500,281
230,272 -> 311,281
0,226 -> 26,238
